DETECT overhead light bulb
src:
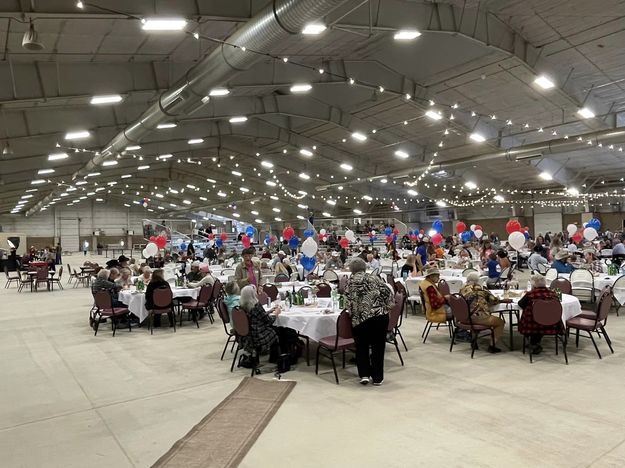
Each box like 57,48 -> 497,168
290,84 -> 312,93
577,107 -> 595,119
394,29 -> 421,40
435,200 -> 447,207
539,171 -> 553,181
464,181 -> 477,189
76,1 -> 84,8
302,23 -> 326,35
407,189 -> 418,196
351,132 -> 367,142
229,116 -> 248,123
534,75 -> 555,89
299,173 -> 310,180
37,168 -> 55,174
209,88 -> 230,96
188,138 -> 204,144
340,163 -> 353,171
299,149 -> 313,157
395,150 -> 409,159
90,94 -> 123,105
469,132 -> 486,143
65,130 -> 90,140
141,18 -> 187,31
157,122 -> 177,129
425,110 -> 443,121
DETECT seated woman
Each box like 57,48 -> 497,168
282,258 -> 293,276
187,263 -> 216,288
186,261 -> 203,282
497,249 -> 511,271
485,253 -> 501,288
239,285 -> 281,363
400,254 -> 417,278
454,249 -> 472,269
459,272 -> 508,353
552,251 -> 576,273
223,281 -> 240,323
419,266 -> 452,322
145,269 -> 174,327
274,260 -> 290,277
325,251 -> 343,269
140,266 -> 152,284
518,274 -> 563,354
115,268 -> 133,289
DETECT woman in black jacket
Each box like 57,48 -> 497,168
145,269 -> 174,326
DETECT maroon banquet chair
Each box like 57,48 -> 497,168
49,266 -> 64,291
522,299 -> 568,364
437,279 -> 450,296
148,286 -> 176,335
386,293 -> 405,365
566,288 -> 613,359
179,283 -> 212,327
448,293 -> 494,359
257,289 -> 270,306
550,277 -> 572,295
316,282 -> 332,298
34,267 -> 50,291
93,289 -> 131,337
315,310 -> 355,384
230,307 -> 259,377
262,283 -> 279,301
217,299 -> 236,360
274,273 -> 290,283
4,266 -> 20,288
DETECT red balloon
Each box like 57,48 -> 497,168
208,233 -> 215,240
156,235 -> 167,249
149,236 -> 156,242
339,238 -> 349,248
392,228 -> 399,235
456,222 -> 466,234
431,233 -> 443,245
571,232 -> 583,243
220,232 -> 228,241
505,220 -> 522,234
242,236 -> 251,248
283,227 -> 294,241
386,235 -> 394,244
474,225 -> 482,231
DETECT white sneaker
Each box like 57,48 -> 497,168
372,379 -> 384,386
359,377 -> 370,385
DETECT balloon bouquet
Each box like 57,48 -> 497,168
505,219 -> 529,251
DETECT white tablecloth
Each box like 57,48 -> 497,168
594,275 -> 625,303
489,290 -> 582,323
272,301 -> 338,342
119,287 -> 199,322
398,276 -> 467,294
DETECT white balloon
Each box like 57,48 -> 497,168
508,231 -> 526,251
583,222 -> 588,228
474,229 -> 484,239
319,228 -> 326,236
345,229 -> 356,242
175,238 -> 183,246
583,227 -> 598,241
567,243 -> 577,253
566,224 -> 577,236
145,242 -> 158,257
142,248 -> 150,259
208,239 -> 215,247
301,237 -> 318,257
470,224 -> 476,232
371,230 -> 376,236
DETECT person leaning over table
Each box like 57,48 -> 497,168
517,274 -> 563,355
187,263 -> 216,288
552,250 -> 576,273
344,258 -> 393,386
460,272 -> 509,353
235,247 -> 262,289
145,269 -> 175,327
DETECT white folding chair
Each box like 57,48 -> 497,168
570,269 -> 595,303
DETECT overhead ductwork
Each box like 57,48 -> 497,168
27,0 -> 358,216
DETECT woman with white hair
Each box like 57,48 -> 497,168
518,274 -> 563,355
239,285 -> 281,361
459,272 -> 508,353
115,268 -> 133,289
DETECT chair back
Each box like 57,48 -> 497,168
386,273 -> 397,291
257,289 -> 270,305
437,279 -> 450,296
36,267 -> 48,280
545,268 -> 558,282
499,267 -> 511,281
532,299 -> 563,326
262,283 -> 279,301
231,307 -> 250,337
153,286 -> 173,309
336,310 -> 353,340
537,263 -> 549,274
550,277 -> 572,295
596,288 -> 613,323
4,266 -> 9,278
448,293 -> 471,324
298,286 -> 313,298
94,290 -> 113,310
210,279 -> 222,301
197,283 -> 213,305
57,266 -> 63,279
221,268 -> 235,276
316,282 -> 332,297
322,269 -> 339,282
274,273 -> 290,283
395,280 -> 408,297
570,269 -> 594,288
462,268 -> 477,277
387,293 -> 404,331
217,299 -> 230,325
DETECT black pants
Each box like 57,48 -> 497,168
352,315 -> 389,383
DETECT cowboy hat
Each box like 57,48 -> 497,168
555,251 -> 570,260
424,266 -> 440,277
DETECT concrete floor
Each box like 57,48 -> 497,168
2,255 -> 625,467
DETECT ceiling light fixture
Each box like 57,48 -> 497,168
425,110 -> 443,121
37,169 -> 55,175
351,132 -> 367,142
31,179 -> 47,185
340,163 -> 353,171
90,94 -> 123,105
394,29 -> 421,40
48,152 -> 68,161
137,165 -> 150,170
209,88 -> 230,96
534,75 -> 555,89
577,107 -> 595,119
141,18 -> 187,31
102,160 -> 118,166
266,181 -> 276,186
539,171 -> 553,181
65,130 -> 90,140
302,23 -> 326,35
290,84 -> 312,93
156,123 -> 176,129
125,145 -> 141,151
394,150 -> 409,159
322,212 -> 332,217
299,149 -> 313,157
261,161 -> 274,168
229,116 -> 248,123
469,132 -> 486,143
299,173 -> 310,180
407,189 -> 418,196
188,138 -> 204,144
464,181 -> 477,189
231,170 -> 242,176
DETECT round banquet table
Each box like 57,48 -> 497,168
269,300 -> 338,342
119,286 -> 199,322
398,276 -> 467,294
594,275 -> 625,302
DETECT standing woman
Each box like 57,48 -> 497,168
55,242 -> 62,265
344,258 -> 393,386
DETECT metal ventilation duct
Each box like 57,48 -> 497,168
28,0 -> 357,216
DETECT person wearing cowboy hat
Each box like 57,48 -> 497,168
552,250 -> 575,274
326,250 -> 343,269
418,266 -> 452,323
582,249 -> 605,274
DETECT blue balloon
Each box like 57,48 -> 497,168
180,243 -> 187,251
215,239 -> 223,248
587,218 -> 601,230
303,228 -> 315,238
289,236 -> 300,249
245,225 -> 255,238
393,234 -> 398,241
461,231 -> 472,243
384,227 -> 392,236
300,255 -> 317,272
523,231 -> 530,240
432,220 -> 443,233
